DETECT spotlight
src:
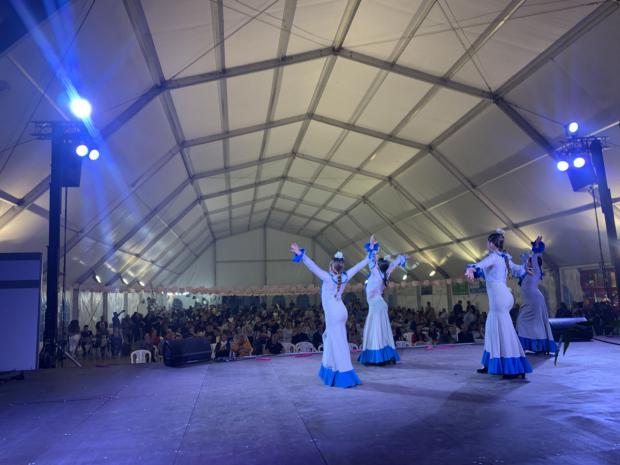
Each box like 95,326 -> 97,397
402,274 -> 407,281
138,280 -> 145,287
429,270 -> 436,277
567,121 -> 579,134
93,273 -> 101,284
75,144 -> 88,157
88,149 -> 100,160
556,160 -> 569,172
69,97 -> 92,119
573,156 -> 586,168
121,276 -> 129,285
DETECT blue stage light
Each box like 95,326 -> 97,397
567,121 -> 579,134
88,149 -> 100,160
573,156 -> 586,168
69,97 -> 92,119
557,160 -> 569,172
75,144 -> 88,157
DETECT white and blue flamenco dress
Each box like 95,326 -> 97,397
516,241 -> 558,354
467,252 -> 533,376
293,249 -> 369,388
358,245 -> 404,365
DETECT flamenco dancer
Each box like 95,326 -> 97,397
291,236 -> 377,388
516,236 -> 558,354
358,245 -> 407,366
465,229 -> 534,379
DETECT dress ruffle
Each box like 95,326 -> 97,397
481,350 -> 533,375
357,345 -> 400,365
318,365 -> 362,388
519,336 -> 557,354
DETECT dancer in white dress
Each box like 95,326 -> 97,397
516,236 -> 557,354
291,236 -> 376,388
465,229 -> 534,379
358,245 -> 407,365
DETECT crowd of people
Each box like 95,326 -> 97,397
62,296 -> 617,362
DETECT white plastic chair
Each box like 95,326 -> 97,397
295,342 -> 318,353
318,344 -> 323,352
130,350 -> 151,364
395,341 -> 412,348
152,345 -> 161,362
348,343 -> 359,351
403,332 -> 414,344
281,342 -> 296,353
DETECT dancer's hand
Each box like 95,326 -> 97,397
533,235 -> 543,246
290,243 -> 302,256
465,268 -> 475,282
369,235 -> 377,246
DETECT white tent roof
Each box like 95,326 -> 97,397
0,0 -> 619,287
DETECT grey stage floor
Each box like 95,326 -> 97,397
1,342 -> 619,465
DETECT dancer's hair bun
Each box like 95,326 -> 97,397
495,228 -> 505,235
333,251 -> 344,260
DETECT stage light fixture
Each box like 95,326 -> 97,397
567,121 -> 579,134
75,144 -> 88,157
573,156 -> 586,168
88,149 -> 100,160
429,270 -> 436,277
121,276 -> 129,285
69,97 -> 92,119
138,280 -> 145,287
93,273 -> 101,284
402,274 -> 407,281
556,160 -> 569,172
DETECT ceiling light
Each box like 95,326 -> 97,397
429,270 -> 436,277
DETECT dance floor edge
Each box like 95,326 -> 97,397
1,341 -> 619,465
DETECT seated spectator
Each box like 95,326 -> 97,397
231,334 -> 253,357
438,327 -> 454,344
214,332 -> 231,359
110,328 -> 123,357
457,325 -> 475,343
291,326 -> 309,345
265,334 -> 283,355
80,325 -> 93,356
68,320 -> 81,355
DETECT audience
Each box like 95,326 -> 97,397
58,294 -> 618,364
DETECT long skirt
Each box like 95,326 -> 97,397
357,295 -> 400,365
517,286 -> 557,353
319,296 -> 362,388
481,282 -> 533,375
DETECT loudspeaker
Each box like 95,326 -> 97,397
566,163 -> 597,193
163,337 -> 212,367
61,143 -> 83,187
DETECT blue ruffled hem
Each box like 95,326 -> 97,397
357,346 -> 400,365
481,351 -> 533,375
519,336 -> 557,354
318,365 -> 362,388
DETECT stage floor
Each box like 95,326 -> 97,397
1,342 -> 619,465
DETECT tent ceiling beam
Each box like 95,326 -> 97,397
124,0 -> 215,272
75,179 -> 192,285
247,0 -> 298,232
312,0 -> 599,268
265,0 -> 362,228
104,199 -> 200,286
286,0 -> 436,234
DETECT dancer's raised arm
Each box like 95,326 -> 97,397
291,242 -> 329,281
386,254 -> 407,280
530,236 -> 544,279
346,235 -> 378,278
